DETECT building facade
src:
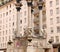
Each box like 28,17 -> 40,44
46,0 -> 60,44
0,0 -> 59,52
0,0 -> 28,51
4,0 -> 49,52
46,0 -> 60,52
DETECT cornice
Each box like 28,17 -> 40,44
0,0 -> 15,9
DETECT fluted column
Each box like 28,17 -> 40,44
14,1 -> 25,52
38,1 -> 45,52
27,0 -> 32,28
26,1 -> 34,52
31,9 -> 34,36
38,0 -> 43,36
15,1 -> 22,37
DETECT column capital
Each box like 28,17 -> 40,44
31,9 -> 34,13
16,7 -> 21,11
38,6 -> 43,10
16,0 -> 21,3
15,3 -> 23,11
27,2 -> 32,7
38,0 -> 44,10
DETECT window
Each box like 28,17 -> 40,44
4,43 -> 5,47
20,12 -> 22,17
13,15 -> 14,20
50,27 -> 54,33
50,1 -> 53,7
6,24 -> 7,28
57,26 -> 60,33
0,28 -> 1,30
0,27 -> 1,30
9,18 -> 11,21
13,28 -> 14,32
56,36 -> 59,42
20,26 -> 22,31
1,44 -> 2,48
2,37 -> 4,42
56,0 -> 59,5
0,32 -> 1,36
24,11 -> 26,16
50,9 -> 53,16
50,18 -> 53,25
0,37 -> 1,42
9,36 -> 11,40
9,23 -> 11,27
56,17 -> 60,23
10,4 -> 11,8
13,22 -> 14,26
9,29 -> 11,34
2,43 -> 4,47
7,6 -> 8,9
56,8 -> 59,14
0,20 -> 2,24
6,30 -> 7,34
3,31 -> 4,35
24,18 -> 26,23
20,20 -> 22,24
3,25 -> 4,29
6,19 -> 8,22
9,10 -> 11,14
6,12 -> 8,16
51,36 -> 54,42
0,14 -> 2,18
5,43 -> 6,47
3,13 -> 5,17
5,36 -> 7,41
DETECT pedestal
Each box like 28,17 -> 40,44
27,42 -> 34,52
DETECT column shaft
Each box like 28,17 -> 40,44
28,6 -> 32,28
39,10 -> 43,36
